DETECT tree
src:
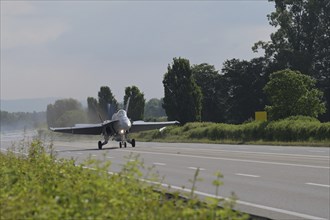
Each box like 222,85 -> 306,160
1,111 -> 46,130
144,98 -> 166,120
253,0 -> 330,121
124,86 -> 145,121
264,69 -> 326,120
98,86 -> 118,120
221,58 -> 269,123
163,57 -> 202,124
55,110 -> 88,127
192,63 -> 224,122
46,99 -> 87,127
87,97 -> 99,123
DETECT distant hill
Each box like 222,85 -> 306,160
1,97 -> 61,113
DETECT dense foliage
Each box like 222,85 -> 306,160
0,140 -> 248,219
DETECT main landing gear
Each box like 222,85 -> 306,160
98,140 -> 108,150
98,138 -> 136,150
98,135 -> 110,150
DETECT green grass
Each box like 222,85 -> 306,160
0,140 -> 248,220
132,116 -> 330,147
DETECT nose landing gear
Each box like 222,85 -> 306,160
119,139 -> 136,148
119,141 -> 127,148
98,134 -> 136,149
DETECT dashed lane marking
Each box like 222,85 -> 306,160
153,162 -> 166,166
188,167 -> 205,171
306,183 -> 330,188
235,173 -> 260,178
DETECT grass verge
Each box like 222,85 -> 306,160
132,116 -> 330,147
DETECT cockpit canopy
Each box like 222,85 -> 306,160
112,109 -> 127,120
117,110 -> 126,116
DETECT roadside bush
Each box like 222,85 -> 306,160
1,140 -> 248,220
265,116 -> 330,142
317,123 -> 330,140
240,121 -> 266,141
133,116 -> 330,144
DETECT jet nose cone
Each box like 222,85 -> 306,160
121,119 -> 131,131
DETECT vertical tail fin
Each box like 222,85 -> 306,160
125,97 -> 131,113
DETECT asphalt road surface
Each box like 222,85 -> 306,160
1,131 -> 329,220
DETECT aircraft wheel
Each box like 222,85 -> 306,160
131,139 -> 135,147
124,142 -> 127,148
119,142 -> 122,148
98,141 -> 103,150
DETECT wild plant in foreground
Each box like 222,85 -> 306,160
1,139 -> 248,219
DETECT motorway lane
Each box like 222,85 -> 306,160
54,141 -> 330,220
1,133 -> 329,220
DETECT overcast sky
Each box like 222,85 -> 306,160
1,1 -> 275,102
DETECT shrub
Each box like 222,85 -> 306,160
265,116 -> 330,142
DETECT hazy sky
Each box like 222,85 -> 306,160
1,1 -> 275,102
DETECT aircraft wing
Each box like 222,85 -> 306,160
129,121 -> 180,133
50,121 -> 116,135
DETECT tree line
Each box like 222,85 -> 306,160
1,111 -> 46,130
46,87 -> 166,127
47,0 -> 329,127
164,0 -> 329,124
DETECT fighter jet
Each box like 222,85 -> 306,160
50,99 -> 179,149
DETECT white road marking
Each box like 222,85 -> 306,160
235,173 -> 260,178
307,150 -> 326,153
92,154 -> 97,157
145,146 -> 329,159
107,156 -> 114,159
306,183 -> 330,188
118,150 -> 330,169
235,199 -> 326,220
268,148 -> 281,151
144,180 -> 326,220
188,167 -> 205,171
153,162 -> 166,166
